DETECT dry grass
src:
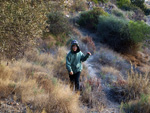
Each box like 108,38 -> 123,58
110,66 -> 150,103
90,47 -> 130,78
121,94 -> 150,113
100,66 -> 124,85
101,66 -> 120,76
81,36 -> 96,54
71,0 -> 88,12
24,47 -> 70,81
0,47 -> 83,113
126,70 -> 150,99
80,77 -> 104,112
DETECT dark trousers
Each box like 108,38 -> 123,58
69,71 -> 81,91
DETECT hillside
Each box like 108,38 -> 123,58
0,0 -> 150,113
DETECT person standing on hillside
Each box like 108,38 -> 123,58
66,40 -> 91,93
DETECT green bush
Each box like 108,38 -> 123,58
145,8 -> 150,16
117,0 -> 131,8
129,6 -> 145,21
121,4 -> 145,21
98,0 -> 109,3
121,4 -> 136,11
97,15 -> 132,53
130,0 -> 145,11
97,15 -> 150,54
111,9 -> 126,18
0,1 -> 48,60
91,0 -> 109,4
77,7 -> 108,31
91,0 -> 99,4
128,20 -> 150,43
130,0 -> 150,15
46,11 -> 70,35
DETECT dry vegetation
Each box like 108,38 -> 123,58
0,47 -> 83,113
81,36 -> 96,54
110,66 -> 150,103
121,94 -> 150,113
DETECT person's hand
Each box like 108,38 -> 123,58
69,71 -> 73,75
87,52 -> 91,56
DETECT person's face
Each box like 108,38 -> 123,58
72,45 -> 77,51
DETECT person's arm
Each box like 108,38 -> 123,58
66,54 -> 73,73
80,51 -> 90,62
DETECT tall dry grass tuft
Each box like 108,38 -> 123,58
126,67 -> 150,98
0,65 -> 15,98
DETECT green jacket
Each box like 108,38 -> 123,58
66,41 -> 90,74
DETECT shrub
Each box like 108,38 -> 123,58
130,0 -> 150,15
71,0 -> 88,12
130,0 -> 145,11
121,4 -> 135,11
117,0 -> 131,8
98,0 -> 109,3
46,11 -> 70,36
91,0 -> 109,4
131,6 -> 145,21
81,36 -> 96,54
77,7 -> 108,31
0,1 -> 48,60
97,15 -> 133,54
128,20 -> 150,43
91,0 -> 99,4
110,67 -> 150,103
121,94 -> 150,113
97,15 -> 150,54
111,9 -> 126,18
80,77 -> 103,112
121,4 -> 145,21
145,8 -> 150,16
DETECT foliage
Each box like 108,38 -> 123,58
145,8 -> 150,16
121,4 -> 136,11
77,7 -> 108,31
97,15 -> 133,54
128,20 -> 150,43
91,0 -> 99,4
46,11 -> 70,36
130,0 -> 150,15
130,6 -> 145,21
98,0 -> 109,3
97,15 -> 150,54
72,0 -> 88,12
130,0 -> 146,11
81,36 -> 96,54
120,4 -> 145,21
91,0 -> 109,4
0,1 -> 48,60
111,9 -> 126,18
117,0 -> 131,8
